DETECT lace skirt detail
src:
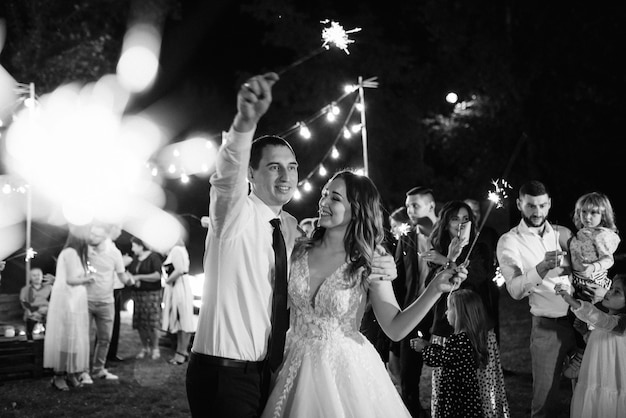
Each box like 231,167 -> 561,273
431,330 -> 510,418
261,332 -> 411,418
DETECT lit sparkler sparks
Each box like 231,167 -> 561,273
277,20 -> 361,76
397,222 -> 411,239
25,247 -> 37,262
460,179 -> 512,265
320,19 -> 361,54
487,179 -> 512,209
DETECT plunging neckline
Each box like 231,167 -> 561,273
304,252 -> 348,309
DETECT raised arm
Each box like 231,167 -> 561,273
369,267 -> 467,341
209,73 -> 280,235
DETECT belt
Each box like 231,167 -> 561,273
190,352 -> 265,370
537,315 -> 569,321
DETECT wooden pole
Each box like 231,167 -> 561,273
357,76 -> 369,176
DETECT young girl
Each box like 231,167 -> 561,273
555,275 -> 626,418
413,289 -> 488,418
420,201 -> 509,417
564,192 -> 620,378
569,192 -> 620,298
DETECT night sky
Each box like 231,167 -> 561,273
2,0 -> 625,283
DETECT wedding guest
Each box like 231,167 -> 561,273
413,289 -> 489,418
563,192 -> 620,379
465,197 -> 501,340
19,267 -> 52,340
162,235 -> 194,365
44,226 -> 95,390
261,170 -> 468,418
555,274 -> 626,418
421,200 -> 509,417
392,187 -> 436,417
406,186 -> 438,237
82,223 -> 131,383
127,236 -> 163,360
496,180 -> 578,418
106,224 -> 127,362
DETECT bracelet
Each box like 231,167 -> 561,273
444,259 -> 452,269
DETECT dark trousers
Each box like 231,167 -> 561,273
26,319 -> 38,340
107,288 -> 123,359
186,352 -> 270,418
399,339 -> 427,417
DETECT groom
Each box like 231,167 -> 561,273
186,73 -> 400,417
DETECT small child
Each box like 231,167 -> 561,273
555,275 -> 626,418
412,289 -> 489,418
564,192 -> 620,378
19,267 -> 52,340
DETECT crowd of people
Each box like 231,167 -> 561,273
2,69 -> 624,418
10,222 -> 196,391
184,70 -> 625,418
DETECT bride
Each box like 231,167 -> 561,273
262,169 -> 467,418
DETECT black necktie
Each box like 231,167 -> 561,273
268,218 -> 289,371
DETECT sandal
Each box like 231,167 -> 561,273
168,352 -> 189,365
51,376 -> 69,391
66,374 -> 83,388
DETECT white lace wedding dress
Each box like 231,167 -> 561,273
262,252 -> 411,418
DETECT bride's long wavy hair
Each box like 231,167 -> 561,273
293,170 -> 385,287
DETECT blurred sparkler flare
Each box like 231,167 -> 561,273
25,247 -> 37,262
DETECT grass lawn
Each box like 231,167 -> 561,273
1,287 -> 573,417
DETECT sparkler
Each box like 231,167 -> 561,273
25,247 -> 37,262
396,222 -> 411,240
277,20 -> 361,77
460,179 -> 512,266
87,261 -> 98,274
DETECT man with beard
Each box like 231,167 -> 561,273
496,180 -> 575,418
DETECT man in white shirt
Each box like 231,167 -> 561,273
81,223 -> 130,383
496,180 -> 575,418
186,73 -> 396,418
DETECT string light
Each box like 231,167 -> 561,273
331,147 -> 340,159
303,181 -> 312,192
318,165 -> 327,177
343,127 -> 352,139
298,122 -> 312,139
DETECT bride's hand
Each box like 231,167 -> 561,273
431,265 -> 468,293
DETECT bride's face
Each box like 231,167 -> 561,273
318,178 -> 352,231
